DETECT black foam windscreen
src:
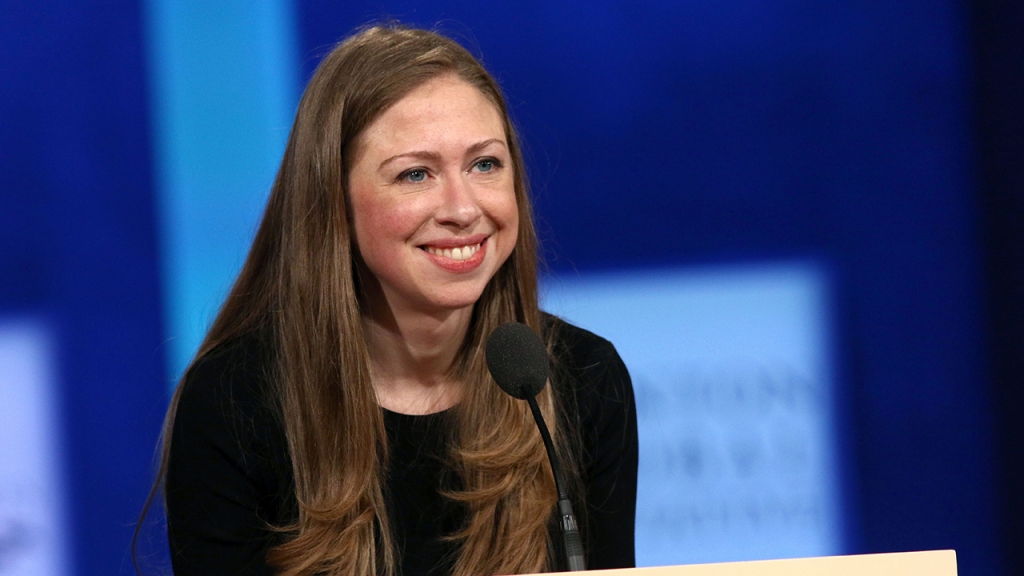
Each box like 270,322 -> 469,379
485,322 -> 549,399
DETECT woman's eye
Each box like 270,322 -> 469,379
402,169 -> 427,183
474,159 -> 500,173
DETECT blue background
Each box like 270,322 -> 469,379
1,0 -> 1021,574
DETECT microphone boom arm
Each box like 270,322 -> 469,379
525,392 -> 586,571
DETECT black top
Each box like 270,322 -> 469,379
165,317 -> 638,575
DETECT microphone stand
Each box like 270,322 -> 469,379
525,393 -> 586,571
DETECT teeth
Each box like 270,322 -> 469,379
426,243 -> 481,261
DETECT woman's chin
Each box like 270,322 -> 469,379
423,291 -> 487,314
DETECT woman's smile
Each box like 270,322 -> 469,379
419,233 -> 489,271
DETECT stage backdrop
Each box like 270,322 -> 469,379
0,0 -> 999,574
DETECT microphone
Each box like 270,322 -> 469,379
485,322 -> 586,572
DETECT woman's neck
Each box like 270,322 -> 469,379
362,304 -> 473,415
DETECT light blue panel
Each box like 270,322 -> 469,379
542,263 -> 843,566
143,0 -> 299,382
0,319 -> 71,574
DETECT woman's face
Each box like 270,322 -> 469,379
347,75 -> 519,318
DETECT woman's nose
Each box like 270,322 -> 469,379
435,172 -> 483,227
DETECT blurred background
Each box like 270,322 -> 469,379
0,0 -> 1021,574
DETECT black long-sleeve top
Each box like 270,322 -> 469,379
165,317 -> 638,575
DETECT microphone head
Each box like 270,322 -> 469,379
485,322 -> 549,400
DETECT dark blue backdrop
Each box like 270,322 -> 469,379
0,0 -> 1017,574
0,0 -> 168,573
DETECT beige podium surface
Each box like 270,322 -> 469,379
555,550 -> 956,576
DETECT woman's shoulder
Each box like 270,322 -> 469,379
179,329 -> 276,408
542,312 -> 633,407
172,329 -> 284,459
543,313 -> 625,374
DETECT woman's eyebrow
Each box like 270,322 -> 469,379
377,139 -> 507,171
379,150 -> 442,171
466,138 -> 507,155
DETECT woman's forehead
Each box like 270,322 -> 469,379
354,76 -> 508,163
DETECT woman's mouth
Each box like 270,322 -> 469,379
419,237 -> 489,272
423,242 -> 482,261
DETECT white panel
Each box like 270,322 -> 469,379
541,263 -> 842,566
0,320 -> 71,575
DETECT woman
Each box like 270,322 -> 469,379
156,24 -> 637,576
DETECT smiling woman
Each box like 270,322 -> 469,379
350,76 -> 519,326
138,23 -> 638,576
350,76 -> 521,416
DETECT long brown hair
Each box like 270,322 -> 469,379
143,24 -> 571,576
